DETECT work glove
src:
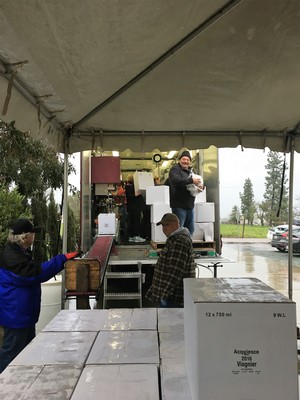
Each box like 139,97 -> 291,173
65,251 -> 80,260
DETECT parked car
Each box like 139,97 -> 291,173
267,225 -> 289,241
272,227 -> 300,252
292,231 -> 300,253
267,225 -> 289,240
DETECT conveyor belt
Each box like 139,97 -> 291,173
86,235 -> 114,281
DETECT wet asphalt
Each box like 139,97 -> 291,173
209,238 -> 300,324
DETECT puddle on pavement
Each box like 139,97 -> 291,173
197,242 -> 300,323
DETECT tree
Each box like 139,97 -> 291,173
67,192 -> 80,252
0,186 -> 31,247
294,196 -> 300,223
263,151 -> 288,225
31,193 -> 48,263
228,205 -> 240,224
0,121 -> 76,258
0,121 -> 66,199
240,178 -> 256,224
48,190 -> 61,257
256,201 -> 268,226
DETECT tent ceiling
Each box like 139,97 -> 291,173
1,0 -> 300,153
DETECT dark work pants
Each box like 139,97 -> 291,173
127,209 -> 142,237
0,325 -> 36,373
140,206 -> 151,240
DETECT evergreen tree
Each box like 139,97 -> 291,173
0,186 -> 31,247
67,192 -> 80,252
228,205 -> 240,224
48,190 -> 61,257
0,121 -> 76,257
240,178 -> 256,225
0,121 -> 65,199
31,193 -> 48,263
256,201 -> 268,226
263,151 -> 288,225
67,207 -> 78,252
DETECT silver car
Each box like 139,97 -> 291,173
267,225 -> 289,241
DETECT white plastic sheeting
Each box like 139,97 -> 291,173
0,0 -> 300,153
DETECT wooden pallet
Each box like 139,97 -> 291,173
150,240 -> 215,251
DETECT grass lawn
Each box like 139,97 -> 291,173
220,224 -> 269,238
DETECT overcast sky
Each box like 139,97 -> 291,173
219,147 -> 300,218
67,148 -> 300,219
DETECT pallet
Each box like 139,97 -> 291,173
150,240 -> 215,252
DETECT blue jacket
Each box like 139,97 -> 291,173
0,242 -> 67,328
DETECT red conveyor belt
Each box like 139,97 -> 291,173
86,235 -> 114,269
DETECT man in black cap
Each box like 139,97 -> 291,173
146,213 -> 195,307
167,150 -> 202,235
0,218 -> 79,373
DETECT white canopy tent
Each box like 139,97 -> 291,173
1,0 -> 300,297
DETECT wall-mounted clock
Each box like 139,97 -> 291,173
153,153 -> 162,163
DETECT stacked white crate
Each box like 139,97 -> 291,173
146,186 -> 171,243
194,194 -> 215,240
194,187 -> 207,204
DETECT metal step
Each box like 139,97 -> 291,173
105,272 -> 142,279
103,292 -> 142,300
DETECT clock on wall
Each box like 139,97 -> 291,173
153,153 -> 162,163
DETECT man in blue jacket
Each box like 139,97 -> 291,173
0,218 -> 79,373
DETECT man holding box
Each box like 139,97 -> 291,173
167,150 -> 202,235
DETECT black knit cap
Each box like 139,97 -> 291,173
179,150 -> 191,160
11,218 -> 42,235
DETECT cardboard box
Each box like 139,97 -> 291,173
98,213 -> 116,235
11,331 -> 97,366
194,187 -> 207,203
193,223 -> 205,240
146,186 -> 170,205
194,202 -> 215,222
133,171 -> 154,192
86,331 -> 159,364
194,222 -> 214,241
150,204 -> 172,223
71,365 -> 160,400
184,278 -> 298,400
151,223 -> 166,243
65,259 -> 101,291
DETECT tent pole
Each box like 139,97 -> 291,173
288,137 -> 295,300
62,152 -> 69,253
61,140 -> 69,309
